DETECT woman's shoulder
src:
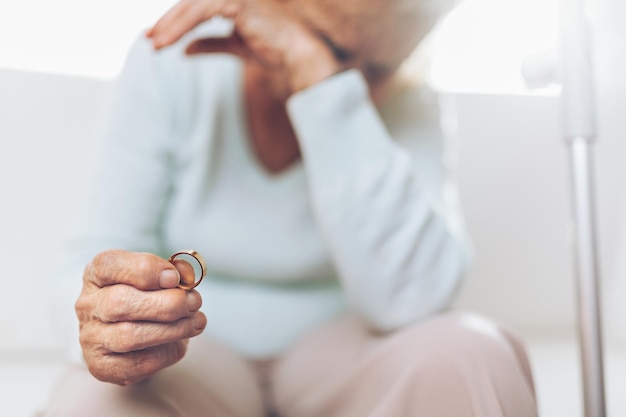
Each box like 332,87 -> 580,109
112,25 -> 244,149
117,24 -> 244,135
131,33 -> 238,79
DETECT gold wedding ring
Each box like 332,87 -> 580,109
168,250 -> 206,290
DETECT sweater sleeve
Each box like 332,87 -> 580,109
50,36 -> 176,361
286,70 -> 470,331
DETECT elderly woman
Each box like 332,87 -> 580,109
45,0 -> 538,416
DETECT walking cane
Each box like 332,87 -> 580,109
560,0 -> 606,415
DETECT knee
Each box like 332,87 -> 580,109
378,312 -> 534,388
370,313 -> 538,416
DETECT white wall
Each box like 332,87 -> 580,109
0,69 -> 110,352
451,92 -> 626,340
451,93 -> 573,330
589,0 -> 626,348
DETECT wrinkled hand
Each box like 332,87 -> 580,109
75,249 -> 207,386
146,0 -> 341,93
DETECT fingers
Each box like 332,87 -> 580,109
85,249 -> 180,290
90,286 -> 203,323
171,258 -> 200,287
148,0 -> 240,50
78,249 -> 207,385
87,340 -> 188,385
81,312 -> 207,354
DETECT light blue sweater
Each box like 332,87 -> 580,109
52,33 -> 469,360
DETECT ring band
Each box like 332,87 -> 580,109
168,250 -> 206,290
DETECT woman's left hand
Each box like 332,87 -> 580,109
146,0 -> 341,93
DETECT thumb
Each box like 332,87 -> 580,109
85,249 -> 180,291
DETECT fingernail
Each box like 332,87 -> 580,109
159,269 -> 180,288
186,292 -> 202,311
192,313 -> 206,330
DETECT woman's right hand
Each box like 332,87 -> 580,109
75,249 -> 207,386
146,0 -> 341,94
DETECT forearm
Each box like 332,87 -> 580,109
287,70 -> 469,330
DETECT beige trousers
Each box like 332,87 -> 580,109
44,313 -> 538,417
